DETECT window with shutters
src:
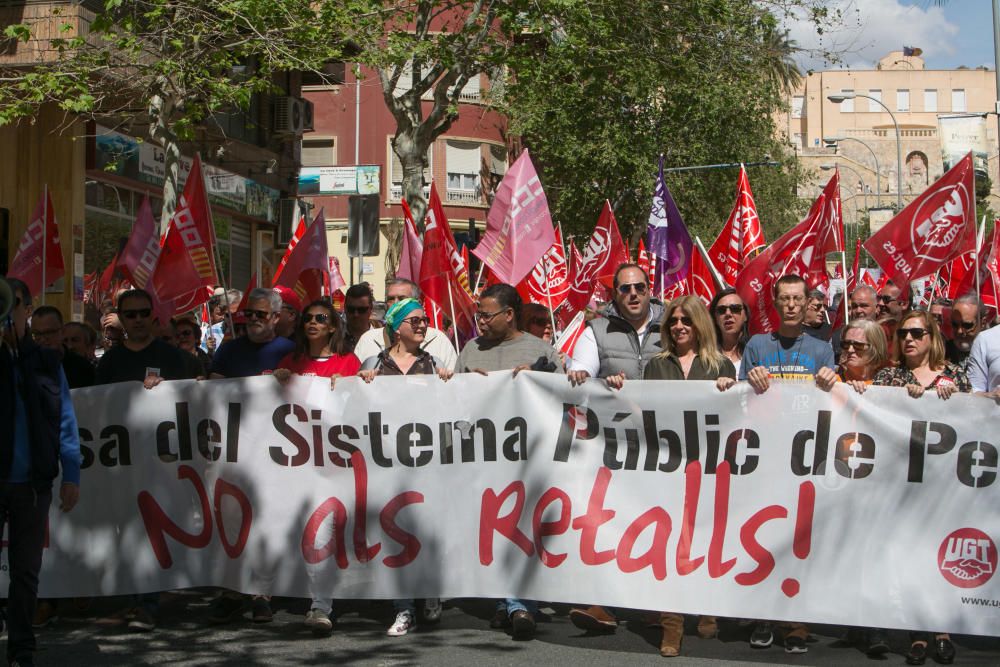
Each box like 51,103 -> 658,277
867,89 -> 882,112
388,140 -> 432,201
446,140 -> 482,204
392,61 -> 436,99
301,137 -> 336,167
840,89 -> 854,113
897,89 -> 910,112
952,89 -> 966,112
924,89 -> 938,112
791,96 -> 805,119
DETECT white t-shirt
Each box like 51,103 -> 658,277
968,325 -> 1000,393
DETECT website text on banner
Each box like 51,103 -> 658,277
31,374 -> 1000,636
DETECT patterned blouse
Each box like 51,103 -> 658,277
871,362 -> 972,393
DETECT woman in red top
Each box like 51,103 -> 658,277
274,300 -> 360,384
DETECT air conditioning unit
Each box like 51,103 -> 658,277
272,97 -> 314,135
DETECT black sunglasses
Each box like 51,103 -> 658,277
617,282 -> 648,295
302,313 -> 331,324
899,327 -> 929,340
714,304 -> 744,315
840,339 -> 871,352
666,316 -> 693,327
951,319 -> 977,331
243,309 -> 271,320
120,308 -> 152,319
346,306 -> 371,315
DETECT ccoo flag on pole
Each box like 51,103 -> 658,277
646,156 -> 693,291
472,149 -> 556,286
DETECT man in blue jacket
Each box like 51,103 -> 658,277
0,277 -> 81,667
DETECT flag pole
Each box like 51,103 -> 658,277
40,184 -> 48,306
695,236 -> 728,291
841,250 -> 850,325
544,280 -> 557,338
976,215 -> 987,298
474,262 -> 486,297
446,285 -> 461,351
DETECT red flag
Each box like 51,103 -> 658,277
151,154 -> 219,303
566,201 -> 628,312
737,174 -> 844,334
419,184 -> 477,336
982,223 -> 1000,308
951,222 -> 1000,307
846,238 -> 862,296
555,310 -> 587,356
117,195 -> 160,290
472,149 -> 556,285
461,245 -> 471,279
236,273 -> 257,311
273,211 -> 307,284
273,209 -> 329,304
687,247 -> 718,306
8,187 -> 65,298
517,226 -> 570,310
708,165 -> 765,285
328,256 -> 347,294
637,238 -> 651,283
397,199 -> 424,282
865,153 -> 976,286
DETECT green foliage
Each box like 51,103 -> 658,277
502,0 -> 813,246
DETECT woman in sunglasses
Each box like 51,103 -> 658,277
639,295 -> 734,656
836,319 -> 889,394
357,297 -> 448,637
709,288 -> 749,377
872,311 -> 967,666
273,300 -> 361,385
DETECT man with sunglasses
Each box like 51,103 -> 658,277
567,263 -> 663,634
567,264 -> 662,391
343,283 -> 382,353
877,281 -> 908,320
945,294 -> 983,372
0,278 -> 81,667
272,286 -> 302,340
353,279 -> 457,370
208,288 -> 294,381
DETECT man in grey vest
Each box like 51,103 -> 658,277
566,263 -> 663,632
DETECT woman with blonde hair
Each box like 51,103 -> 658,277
636,296 -> 735,656
837,318 -> 889,394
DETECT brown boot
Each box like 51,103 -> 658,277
697,615 -> 718,639
659,612 -> 684,657
569,605 -> 617,633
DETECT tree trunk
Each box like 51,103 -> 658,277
149,89 -> 181,235
393,131 -> 429,230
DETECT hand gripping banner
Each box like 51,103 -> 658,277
24,374 -> 1000,636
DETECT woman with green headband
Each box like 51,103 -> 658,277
357,296 -> 450,637
358,297 -> 452,381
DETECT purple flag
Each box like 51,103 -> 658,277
646,157 -> 693,292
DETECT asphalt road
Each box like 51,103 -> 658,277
25,593 -> 1000,666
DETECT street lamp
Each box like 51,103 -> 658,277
827,93 -> 903,210
821,163 -> 869,213
823,136 -> 881,207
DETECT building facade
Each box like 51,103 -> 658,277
783,51 -> 1000,226
301,63 -> 509,300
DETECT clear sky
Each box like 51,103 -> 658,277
787,0 -> 997,72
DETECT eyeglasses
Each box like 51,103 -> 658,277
617,282 -> 648,295
401,316 -> 430,328
840,339 -> 871,352
666,316 -> 693,327
878,294 -> 902,304
807,303 -> 825,312
775,295 -> 806,305
302,313 -> 331,324
346,305 -> 371,315
714,304 -> 745,315
952,319 -> 977,331
243,309 -> 271,320
899,327 -> 929,341
475,308 -> 510,322
527,316 -> 549,327
849,301 -> 873,310
120,308 -> 152,319
31,328 -> 61,339
176,330 -> 196,337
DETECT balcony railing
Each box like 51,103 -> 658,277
445,189 -> 484,205
389,184 -> 430,201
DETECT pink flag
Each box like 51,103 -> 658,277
117,195 -> 160,289
328,256 -> 347,294
8,187 -> 65,298
473,149 -> 556,285
397,199 -> 424,282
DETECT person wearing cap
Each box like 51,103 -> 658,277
357,297 -> 451,637
272,286 -> 302,340
353,279 -> 457,370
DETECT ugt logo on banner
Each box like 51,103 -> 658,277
937,528 -> 997,588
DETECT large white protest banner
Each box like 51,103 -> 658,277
17,374 -> 1000,635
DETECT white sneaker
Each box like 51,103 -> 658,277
304,609 -> 333,634
387,610 -> 416,637
423,598 -> 442,623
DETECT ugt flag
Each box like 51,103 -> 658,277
865,152 -> 976,287
473,149 -> 556,285
709,164 -> 764,285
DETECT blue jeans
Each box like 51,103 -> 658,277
394,599 -> 416,614
499,598 -> 538,615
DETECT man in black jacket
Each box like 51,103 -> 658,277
0,278 -> 81,667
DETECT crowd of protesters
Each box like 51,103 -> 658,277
6,263 -> 1000,666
